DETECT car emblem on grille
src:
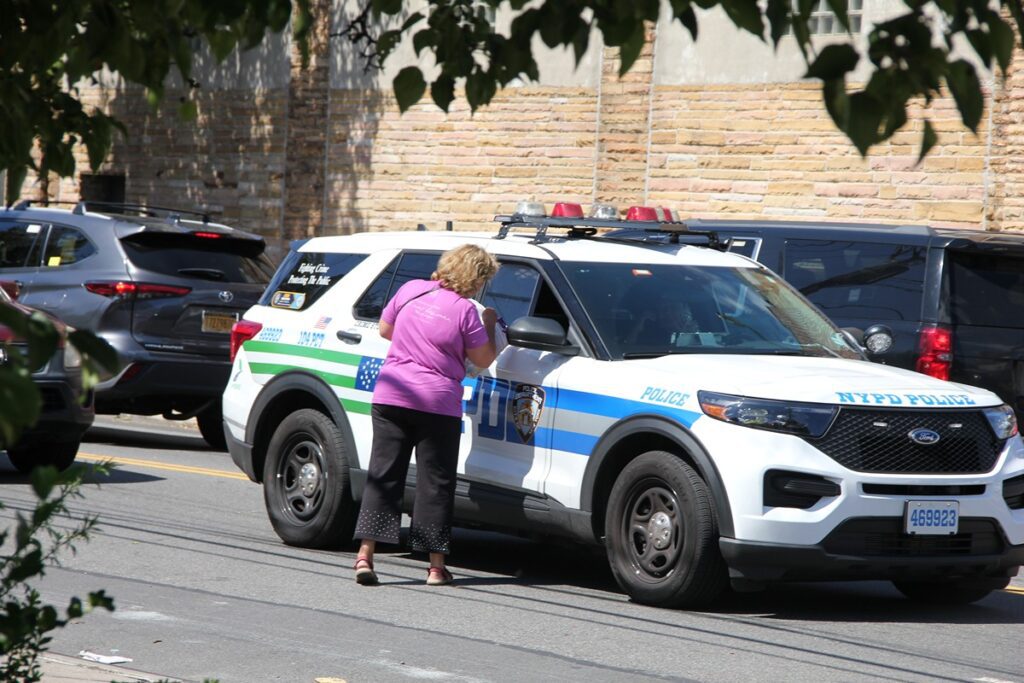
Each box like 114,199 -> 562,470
908,428 -> 941,445
218,290 -> 234,303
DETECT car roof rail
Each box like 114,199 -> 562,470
72,201 -> 212,224
493,213 -> 725,249
7,199 -> 78,211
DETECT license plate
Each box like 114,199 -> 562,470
904,500 -> 959,535
201,311 -> 238,334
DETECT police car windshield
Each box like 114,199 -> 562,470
562,263 -> 861,360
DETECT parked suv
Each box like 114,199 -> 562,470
222,204 -> 1024,608
0,283 -> 94,472
0,201 -> 275,448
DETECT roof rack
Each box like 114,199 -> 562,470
493,213 -> 725,249
8,199 -> 79,211
72,201 -> 212,223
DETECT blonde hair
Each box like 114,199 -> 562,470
432,244 -> 500,297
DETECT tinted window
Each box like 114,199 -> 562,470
783,240 -> 926,321
481,263 -> 540,324
121,234 -> 274,284
948,251 -> 1024,328
260,251 -> 368,311
42,225 -> 96,266
0,221 -> 44,268
354,252 -> 440,320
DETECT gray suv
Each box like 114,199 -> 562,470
0,201 -> 275,448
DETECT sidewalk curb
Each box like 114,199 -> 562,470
40,652 -> 181,682
91,414 -> 200,434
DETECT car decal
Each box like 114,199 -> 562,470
241,340 -> 702,456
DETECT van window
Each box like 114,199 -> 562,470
783,240 -> 926,321
948,251 -> 1024,329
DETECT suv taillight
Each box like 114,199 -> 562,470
230,320 -> 262,361
916,325 -> 952,381
85,281 -> 192,299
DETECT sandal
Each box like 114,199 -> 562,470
354,556 -> 378,585
426,566 -> 454,586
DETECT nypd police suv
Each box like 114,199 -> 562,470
222,203 -> 1024,608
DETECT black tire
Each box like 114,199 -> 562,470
197,401 -> 227,451
892,576 -> 1010,605
606,451 -> 729,608
262,408 -> 357,549
6,441 -> 80,473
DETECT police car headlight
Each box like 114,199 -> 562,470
983,404 -> 1018,440
698,391 -> 837,437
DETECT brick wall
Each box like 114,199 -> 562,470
14,11 -> 1024,236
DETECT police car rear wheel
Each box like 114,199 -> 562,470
892,576 -> 1009,605
606,451 -> 728,608
263,409 -> 357,549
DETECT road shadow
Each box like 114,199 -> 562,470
84,425 -> 210,452
0,457 -> 164,484
369,526 -> 1024,624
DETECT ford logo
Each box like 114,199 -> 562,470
908,428 -> 941,445
218,290 -> 234,303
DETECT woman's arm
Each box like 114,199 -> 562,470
379,320 -> 394,340
465,308 -> 498,368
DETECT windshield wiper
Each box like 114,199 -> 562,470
178,267 -> 226,281
622,350 -> 704,359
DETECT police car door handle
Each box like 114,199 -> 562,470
336,330 -> 362,344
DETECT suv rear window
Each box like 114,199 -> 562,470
121,233 -> 274,285
783,240 -> 926,321
948,251 -> 1024,328
260,251 -> 368,311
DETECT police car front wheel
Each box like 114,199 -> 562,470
605,451 -> 728,608
262,408 -> 357,549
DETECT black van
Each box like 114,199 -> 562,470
607,220 -> 1024,417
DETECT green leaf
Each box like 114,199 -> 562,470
987,14 -> 1015,73
465,71 -> 497,111
178,100 -> 198,121
824,0 -> 850,32
805,44 -> 859,80
412,28 -> 436,57
0,367 -> 42,447
720,0 -> 765,38
30,466 -> 59,501
946,60 -> 984,132
618,22 -> 646,76
847,91 -> 885,156
431,76 -> 455,112
372,0 -> 403,15
677,6 -> 699,40
822,78 -> 850,128
392,67 -> 426,113
68,330 -> 120,374
917,119 -> 937,165
765,0 -> 790,46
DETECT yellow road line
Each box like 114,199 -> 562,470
1004,586 -> 1024,596
78,452 -> 249,480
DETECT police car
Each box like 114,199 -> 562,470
222,202 -> 1024,608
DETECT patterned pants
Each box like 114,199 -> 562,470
353,404 -> 462,554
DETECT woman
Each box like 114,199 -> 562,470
352,244 -> 500,586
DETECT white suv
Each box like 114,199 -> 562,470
222,207 -> 1024,608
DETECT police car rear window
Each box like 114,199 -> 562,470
260,251 -> 368,311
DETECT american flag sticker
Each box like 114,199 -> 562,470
356,357 -> 385,392
313,316 -> 332,329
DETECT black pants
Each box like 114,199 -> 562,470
353,404 -> 462,554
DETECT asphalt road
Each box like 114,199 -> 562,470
1,417 -> 1022,683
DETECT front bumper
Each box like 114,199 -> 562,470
17,378 -> 95,447
720,517 -> 1024,582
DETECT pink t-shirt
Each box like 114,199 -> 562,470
372,279 -> 490,417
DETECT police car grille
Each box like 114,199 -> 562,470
822,518 -> 1003,557
808,409 -> 1001,474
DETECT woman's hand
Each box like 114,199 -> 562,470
481,307 -> 498,330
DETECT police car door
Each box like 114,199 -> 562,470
462,261 -> 571,494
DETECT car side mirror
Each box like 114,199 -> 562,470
507,316 -> 580,356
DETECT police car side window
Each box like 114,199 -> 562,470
481,263 -> 540,325
353,252 -> 440,321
